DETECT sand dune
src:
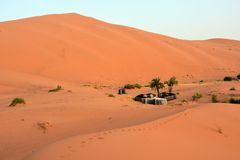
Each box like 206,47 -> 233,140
0,80 -> 187,160
0,13 -> 239,84
26,104 -> 240,160
0,13 -> 240,160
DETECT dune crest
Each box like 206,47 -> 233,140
0,13 -> 239,84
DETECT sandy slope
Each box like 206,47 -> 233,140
0,70 -> 239,160
0,13 -> 240,84
26,104 -> 240,160
0,13 -> 240,160
0,71 -> 188,160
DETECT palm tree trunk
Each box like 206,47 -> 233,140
156,88 -> 160,97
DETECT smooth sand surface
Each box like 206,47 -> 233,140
0,13 -> 240,160
0,13 -> 240,84
0,74 -> 188,160
1,77 -> 239,160
27,104 -> 240,160
26,104 -> 240,160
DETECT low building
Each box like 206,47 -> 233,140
134,93 -> 167,105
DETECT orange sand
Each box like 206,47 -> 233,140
0,13 -> 239,84
0,13 -> 240,160
26,104 -> 240,160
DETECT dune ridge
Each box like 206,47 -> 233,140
0,13 -> 239,84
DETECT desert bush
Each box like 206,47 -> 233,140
134,83 -> 142,89
48,85 -> 62,92
230,87 -> 236,91
9,98 -> 26,107
108,94 -> 115,98
211,95 -> 218,103
237,74 -> 240,80
192,93 -> 202,101
199,80 -> 204,83
144,84 -> 150,87
124,83 -> 142,89
124,84 -> 135,89
229,98 -> 240,104
224,76 -> 233,81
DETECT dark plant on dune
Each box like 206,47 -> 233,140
108,94 -> 115,98
224,76 -> 233,81
237,74 -> 240,80
192,93 -> 202,101
9,98 -> 26,107
48,85 -> 62,93
134,83 -> 142,89
229,98 -> 240,104
150,77 -> 164,97
165,76 -> 178,93
124,83 -> 142,89
211,95 -> 218,103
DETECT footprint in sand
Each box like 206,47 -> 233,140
67,146 -> 76,153
88,137 -> 94,141
59,155 -> 65,159
98,137 -> 104,140
70,149 -> 76,153
103,132 -> 109,135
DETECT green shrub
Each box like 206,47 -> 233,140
9,98 -> 26,107
144,84 -> 150,87
124,83 -> 142,89
134,83 -> 142,89
211,95 -> 218,103
48,85 -> 62,92
237,74 -> 240,80
224,76 -> 233,81
124,84 -> 135,89
192,93 -> 202,101
230,87 -> 236,91
229,98 -> 240,104
108,94 -> 115,98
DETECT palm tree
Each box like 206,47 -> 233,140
165,76 -> 178,93
150,78 -> 164,97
